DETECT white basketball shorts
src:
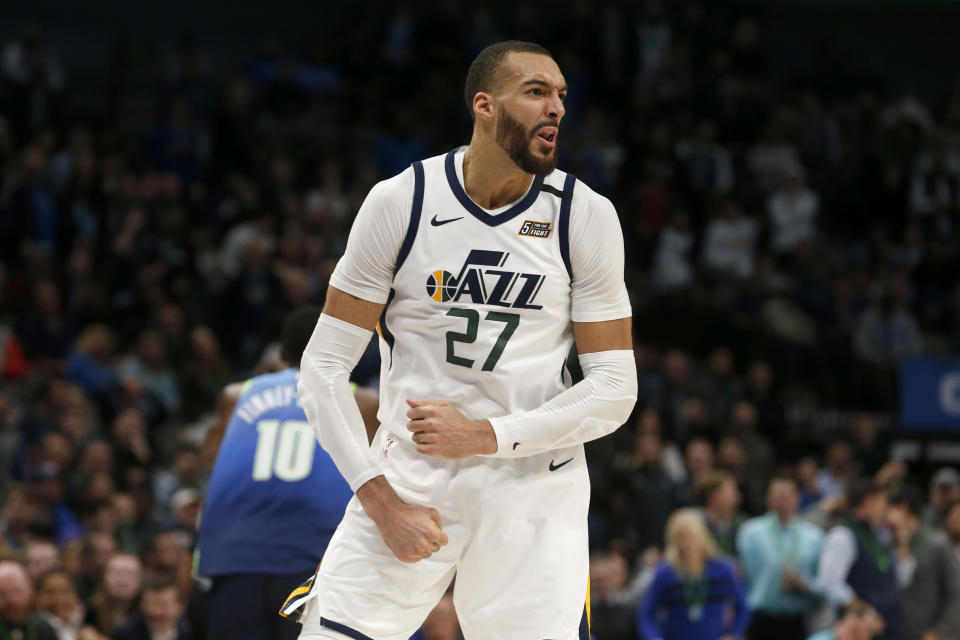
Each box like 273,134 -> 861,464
282,437 -> 592,640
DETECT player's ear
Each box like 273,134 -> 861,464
473,92 -> 495,123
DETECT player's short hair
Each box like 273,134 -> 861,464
281,305 -> 323,366
464,40 -> 553,121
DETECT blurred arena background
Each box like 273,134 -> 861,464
1,1 -> 959,639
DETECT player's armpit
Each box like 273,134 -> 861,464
323,286 -> 386,331
201,381 -> 245,469
572,316 -> 632,354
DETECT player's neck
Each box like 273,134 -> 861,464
462,138 -> 533,210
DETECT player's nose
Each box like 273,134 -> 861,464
547,92 -> 565,121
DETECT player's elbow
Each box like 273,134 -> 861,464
581,349 -> 637,430
300,347 -> 351,386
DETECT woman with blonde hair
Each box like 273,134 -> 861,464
639,508 -> 750,640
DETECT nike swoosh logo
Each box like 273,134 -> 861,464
548,457 -> 574,471
512,442 -> 521,451
431,214 -> 463,226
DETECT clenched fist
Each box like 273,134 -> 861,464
357,476 -> 449,563
405,399 -> 498,459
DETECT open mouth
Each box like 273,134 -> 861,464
535,127 -> 558,146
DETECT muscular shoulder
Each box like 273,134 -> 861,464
569,178 -> 618,226
364,165 -> 416,217
566,177 -> 623,257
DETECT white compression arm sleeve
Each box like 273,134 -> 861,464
298,313 -> 381,491
487,349 -> 637,457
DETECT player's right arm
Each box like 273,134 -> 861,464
201,381 -> 245,469
299,167 -> 447,562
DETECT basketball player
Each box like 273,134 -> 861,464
196,306 -> 377,640
285,41 -> 637,640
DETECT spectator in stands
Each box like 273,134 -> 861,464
746,122 -> 802,195
674,119 -> 734,198
737,475 -> 825,640
696,470 -> 744,558
639,509 -> 750,640
636,409 -> 686,482
110,409 -> 153,483
768,166 -> 819,256
611,427 -> 684,555
816,478 -> 901,640
75,534 -> 116,602
850,414 -> 889,478
152,445 -> 204,516
678,437 -> 714,506
119,331 -> 180,417
588,552 -> 639,640
886,486 -> 932,589
84,553 -> 142,636
703,347 -> 741,423
702,199 -> 758,280
741,361 -> 784,443
649,350 -> 707,444
922,467 -> 960,529
112,574 -> 190,640
901,499 -> 960,640
853,275 -> 924,365
817,439 -> 856,499
729,401 -> 774,514
25,540 -> 60,582
651,210 -> 695,294
17,280 -> 74,369
142,532 -> 191,604
908,136 -> 960,234
798,456 -> 826,511
35,568 -> 88,640
65,326 -> 120,403
0,560 -> 58,640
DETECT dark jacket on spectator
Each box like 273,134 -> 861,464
902,531 -> 960,640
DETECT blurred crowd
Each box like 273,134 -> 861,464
0,1 -> 959,639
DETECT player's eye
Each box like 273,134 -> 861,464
528,88 -> 543,96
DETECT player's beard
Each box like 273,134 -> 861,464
495,108 -> 558,177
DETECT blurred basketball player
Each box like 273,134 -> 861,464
197,306 -> 377,640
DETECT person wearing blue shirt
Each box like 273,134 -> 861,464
196,306 -> 378,640
737,475 -> 825,640
639,508 -> 750,640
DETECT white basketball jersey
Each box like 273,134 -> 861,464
376,149 -> 579,447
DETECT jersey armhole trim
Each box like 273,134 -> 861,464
377,288 -> 397,369
394,161 -> 424,275
558,173 -> 577,281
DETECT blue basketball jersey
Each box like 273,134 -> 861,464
196,369 -> 353,577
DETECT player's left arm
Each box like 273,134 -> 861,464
408,187 -> 637,459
